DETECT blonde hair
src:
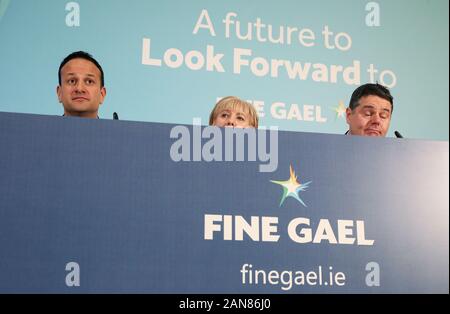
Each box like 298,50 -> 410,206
209,96 -> 259,128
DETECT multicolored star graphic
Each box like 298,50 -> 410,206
271,165 -> 311,207
332,101 -> 347,120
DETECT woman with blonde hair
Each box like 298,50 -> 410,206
209,96 -> 259,128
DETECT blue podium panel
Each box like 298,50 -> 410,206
0,112 -> 448,293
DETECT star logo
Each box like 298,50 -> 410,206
332,101 -> 347,120
271,165 -> 311,207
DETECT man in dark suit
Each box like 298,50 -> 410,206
345,83 -> 393,137
57,51 -> 106,119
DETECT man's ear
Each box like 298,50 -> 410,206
345,107 -> 352,124
56,86 -> 62,103
99,87 -> 106,105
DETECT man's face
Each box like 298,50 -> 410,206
346,95 -> 392,137
57,58 -> 106,118
213,108 -> 252,128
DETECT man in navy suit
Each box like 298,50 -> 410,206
345,83 -> 393,137
57,51 -> 106,119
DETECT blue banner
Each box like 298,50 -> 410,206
0,112 -> 448,293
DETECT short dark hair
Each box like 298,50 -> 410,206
349,83 -> 393,112
58,51 -> 104,87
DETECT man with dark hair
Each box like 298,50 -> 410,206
57,51 -> 106,118
345,83 -> 393,137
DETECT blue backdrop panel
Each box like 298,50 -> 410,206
0,112 -> 448,293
